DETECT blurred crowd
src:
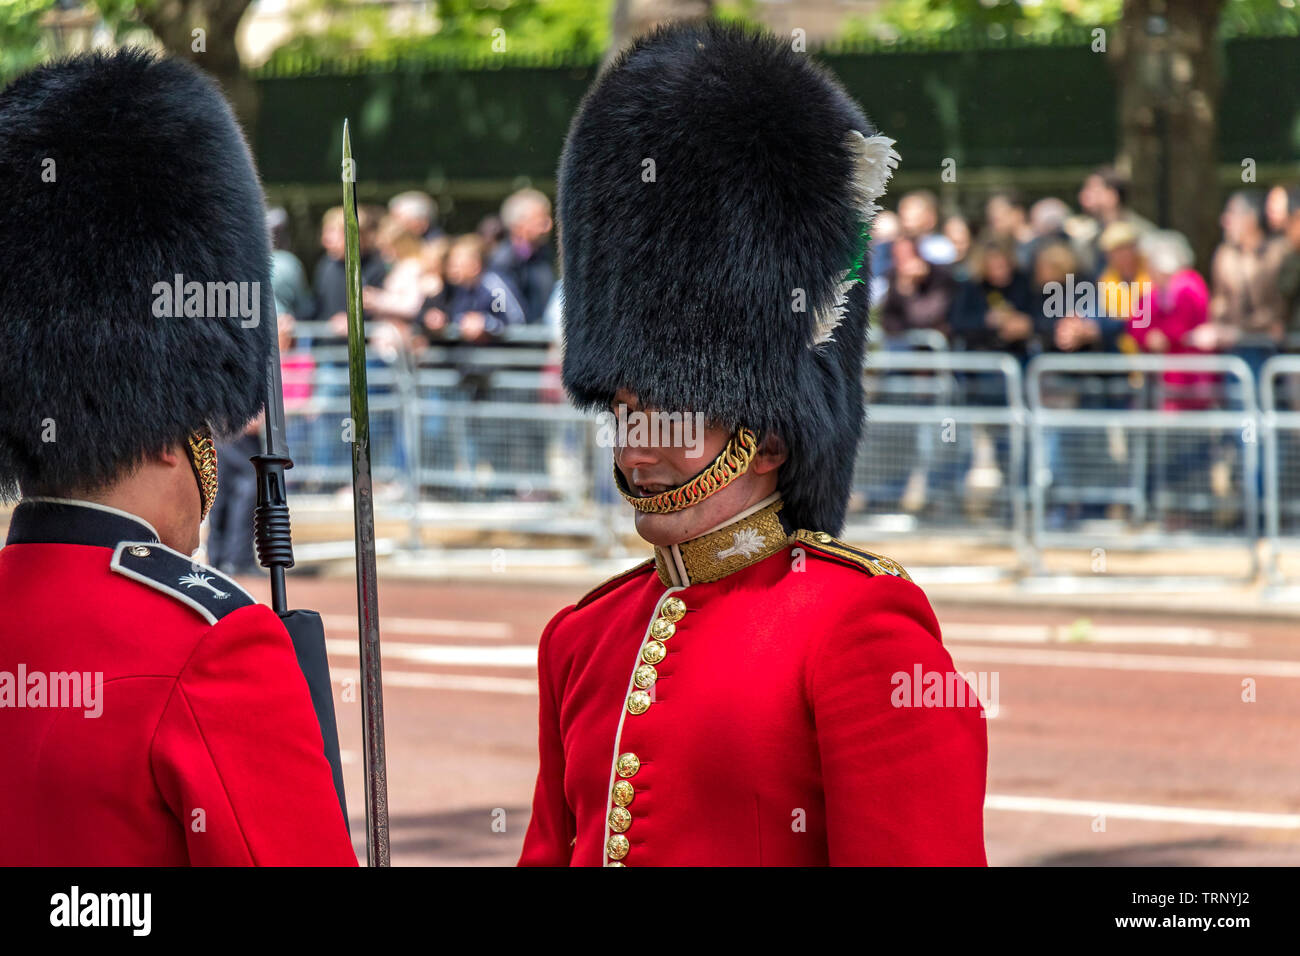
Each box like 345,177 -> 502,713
203,171 -> 1300,570
268,186 -> 558,360
871,168 -> 1300,402
867,168 -> 1300,528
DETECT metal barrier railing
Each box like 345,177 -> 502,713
1025,353 -> 1260,582
272,340 -> 1297,585
852,351 -> 1028,575
1260,356 -> 1300,585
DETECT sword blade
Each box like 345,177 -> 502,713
342,118 -> 391,867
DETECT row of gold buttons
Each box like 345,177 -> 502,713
606,594 -> 688,866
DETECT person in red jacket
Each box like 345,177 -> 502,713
0,50 -> 356,866
519,21 -> 988,867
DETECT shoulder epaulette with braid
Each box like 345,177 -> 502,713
790,530 -> 913,583
575,558 -> 656,608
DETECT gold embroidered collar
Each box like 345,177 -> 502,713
654,495 -> 790,587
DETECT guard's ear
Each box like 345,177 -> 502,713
156,443 -> 187,469
752,430 -> 788,475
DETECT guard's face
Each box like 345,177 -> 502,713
611,389 -> 783,548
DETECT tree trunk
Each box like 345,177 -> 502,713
1112,0 -> 1225,271
138,0 -> 258,136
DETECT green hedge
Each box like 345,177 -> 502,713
253,31 -> 1300,199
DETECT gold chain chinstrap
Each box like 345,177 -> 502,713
615,427 -> 759,514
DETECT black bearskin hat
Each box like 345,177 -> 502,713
0,48 -> 273,499
558,20 -> 898,534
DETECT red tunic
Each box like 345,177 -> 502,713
0,499 -> 356,866
519,503 -> 988,866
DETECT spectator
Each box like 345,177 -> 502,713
267,207 -> 314,324
949,237 -> 1036,357
1095,221 -> 1151,326
983,190 -> 1037,271
423,234 -> 526,342
1266,184 -> 1293,238
1275,202 -> 1300,411
1026,197 -> 1072,272
278,313 -> 316,475
943,214 -> 973,278
313,204 -> 388,337
487,188 -> 556,324
1032,242 -> 1126,354
477,214 -> 506,248
897,189 -> 957,265
1276,202 -> 1300,345
877,234 -> 956,345
868,208 -> 901,305
1129,230 -> 1214,410
388,190 -> 442,241
207,415 -> 262,576
1196,191 -> 1289,382
1072,166 -> 1156,278
365,219 -> 429,349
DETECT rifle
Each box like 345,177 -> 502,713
250,255 -> 350,835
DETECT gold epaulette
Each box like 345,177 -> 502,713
789,530 -> 913,583
575,558 -> 656,608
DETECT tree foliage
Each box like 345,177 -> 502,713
841,0 -> 1299,41
267,0 -> 612,64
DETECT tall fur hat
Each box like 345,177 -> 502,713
558,20 -> 899,534
0,48 -> 273,499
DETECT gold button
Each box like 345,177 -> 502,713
650,618 -> 676,641
607,834 -> 630,860
606,861 -> 626,867
612,780 -> 635,807
633,664 -> 657,689
659,596 -> 687,622
128,545 -> 151,557
627,690 -> 651,715
813,531 -> 834,543
641,640 -> 667,665
616,752 -> 640,777
609,806 -> 632,833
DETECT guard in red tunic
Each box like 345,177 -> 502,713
0,50 -> 356,865
520,21 -> 988,866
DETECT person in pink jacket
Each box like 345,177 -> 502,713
1129,231 -> 1215,411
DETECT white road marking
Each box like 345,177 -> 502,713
986,794 -> 1300,829
333,667 -> 536,695
944,623 -> 1250,648
326,639 -> 536,668
321,614 -> 512,640
947,644 -> 1300,677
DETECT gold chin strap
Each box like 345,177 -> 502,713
186,429 -> 219,522
615,427 -> 759,514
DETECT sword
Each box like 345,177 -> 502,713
342,119 -> 391,867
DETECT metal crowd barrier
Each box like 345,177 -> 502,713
1026,353 -> 1260,584
850,351 -> 1028,578
273,334 -> 1290,585
1260,356 -> 1300,585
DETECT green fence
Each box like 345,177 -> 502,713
254,33 -> 1300,188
